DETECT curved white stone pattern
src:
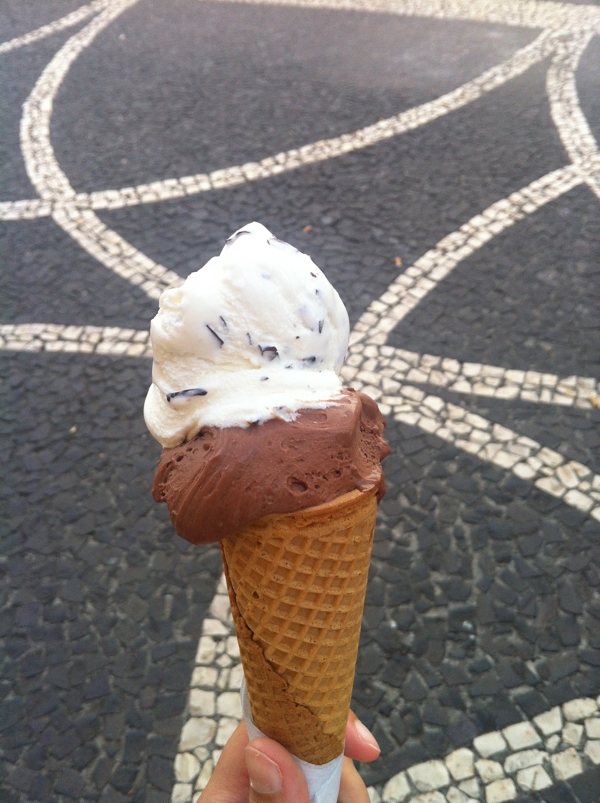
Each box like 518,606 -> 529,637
18,0 -> 181,298
391,394 -> 600,518
0,0 -> 110,55
171,576 -> 600,802
1,1 -> 600,800
546,31 -> 600,199
4,323 -> 599,520
208,0 -> 600,32
349,166 -> 584,349
19,1 -> 136,202
0,28 -> 557,220
341,348 -> 599,411
51,203 -> 182,299
0,323 -> 151,357
4,323 -> 597,407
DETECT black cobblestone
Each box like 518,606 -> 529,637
52,0 -> 537,193
0,352 -> 223,800
388,183 -> 600,381
578,35 -> 600,143
0,25 -> 84,202
356,417 -> 600,785
2,1 -> 600,800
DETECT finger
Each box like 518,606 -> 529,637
344,711 -> 380,763
246,737 -> 310,803
338,756 -> 371,803
197,721 -> 250,803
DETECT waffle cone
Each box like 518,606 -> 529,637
220,487 -> 378,764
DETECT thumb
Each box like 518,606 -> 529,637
246,738 -> 310,803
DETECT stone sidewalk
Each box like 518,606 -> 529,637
1,1 -> 600,802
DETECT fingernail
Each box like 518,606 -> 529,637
245,746 -> 283,794
354,719 -> 380,752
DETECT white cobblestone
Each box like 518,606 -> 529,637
504,749 -> 546,774
484,778 -> 517,803
194,759 -> 213,791
473,732 -> 507,758
191,667 -> 218,688
189,689 -> 216,717
408,760 -> 450,791
202,619 -> 230,637
171,783 -> 193,803
533,706 -> 562,735
585,740 -> 600,764
192,747 -> 209,763
412,793 -> 446,803
585,717 -> 600,739
174,752 -> 200,783
458,778 -> 480,797
447,788 -> 470,803
179,718 -> 217,751
564,488 -> 594,512
382,771 -> 411,802
515,765 -> 552,792
535,476 -> 565,497
215,717 -> 239,747
216,692 -> 243,718
562,722 -> 584,747
195,637 -> 217,665
502,722 -> 541,750
563,698 -> 598,721
445,748 -> 475,781
228,663 -> 244,690
475,759 -> 504,783
550,747 -> 583,780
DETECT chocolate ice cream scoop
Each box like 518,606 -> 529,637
152,389 -> 389,544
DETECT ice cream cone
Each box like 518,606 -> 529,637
220,487 -> 378,765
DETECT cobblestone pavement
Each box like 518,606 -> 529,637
1,1 -> 600,802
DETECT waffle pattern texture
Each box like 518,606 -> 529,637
220,488 -> 378,764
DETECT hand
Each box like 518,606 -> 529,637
197,710 -> 380,803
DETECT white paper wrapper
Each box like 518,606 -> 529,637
241,678 -> 343,803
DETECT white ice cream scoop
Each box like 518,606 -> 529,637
144,222 -> 350,446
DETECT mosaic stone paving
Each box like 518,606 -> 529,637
1,1 -> 599,801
